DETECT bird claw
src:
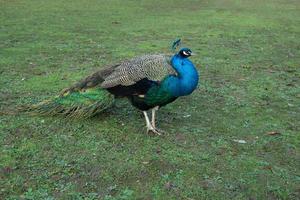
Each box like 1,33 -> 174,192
146,127 -> 166,136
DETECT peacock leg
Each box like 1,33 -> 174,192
151,107 -> 166,134
143,111 -> 162,135
151,106 -> 159,129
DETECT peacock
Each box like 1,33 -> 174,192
25,43 -> 199,135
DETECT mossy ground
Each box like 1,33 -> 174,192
1,0 -> 299,199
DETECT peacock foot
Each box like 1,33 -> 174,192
146,126 -> 166,136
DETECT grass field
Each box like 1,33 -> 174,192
1,0 -> 300,199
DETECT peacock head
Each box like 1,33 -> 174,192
178,48 -> 194,58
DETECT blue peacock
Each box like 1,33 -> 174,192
27,42 -> 199,135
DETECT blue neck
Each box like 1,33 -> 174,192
164,54 -> 199,97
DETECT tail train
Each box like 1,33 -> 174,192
21,88 -> 114,118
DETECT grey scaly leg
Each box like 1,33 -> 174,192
150,106 -> 166,135
151,106 -> 159,129
143,111 -> 152,130
143,111 -> 161,135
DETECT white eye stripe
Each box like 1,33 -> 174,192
182,51 -> 189,56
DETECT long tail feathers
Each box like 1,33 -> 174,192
20,88 -> 114,118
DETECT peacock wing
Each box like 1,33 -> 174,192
60,64 -> 119,95
100,54 -> 176,88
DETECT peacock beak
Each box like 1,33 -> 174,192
190,52 -> 196,56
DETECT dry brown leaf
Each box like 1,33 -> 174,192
262,165 -> 273,172
266,131 -> 281,136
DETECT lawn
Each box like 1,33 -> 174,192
0,0 -> 299,199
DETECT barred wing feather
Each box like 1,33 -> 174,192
101,54 -> 176,88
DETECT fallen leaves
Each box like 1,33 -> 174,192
266,131 -> 281,136
262,165 -> 273,172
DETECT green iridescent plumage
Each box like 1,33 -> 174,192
24,88 -> 114,118
144,79 -> 176,107
130,80 -> 176,110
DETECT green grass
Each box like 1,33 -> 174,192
1,0 -> 300,199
